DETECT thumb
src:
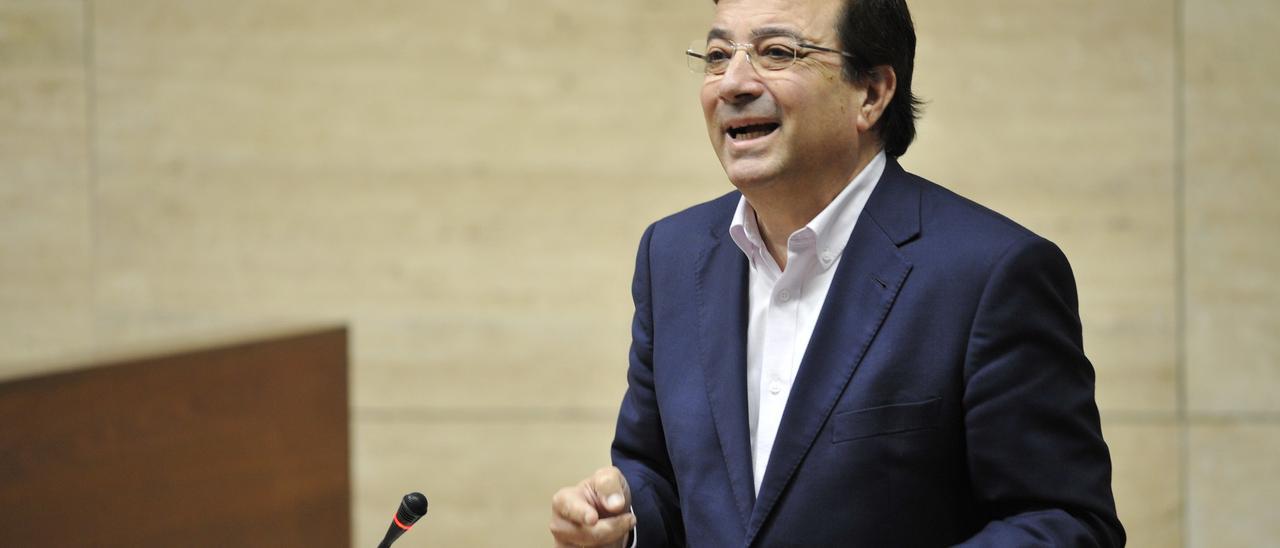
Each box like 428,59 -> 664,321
590,466 -> 631,514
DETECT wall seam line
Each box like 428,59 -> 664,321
1173,0 -> 1190,547
82,0 -> 100,355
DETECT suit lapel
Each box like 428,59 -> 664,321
693,222 -> 757,535
744,161 -> 920,545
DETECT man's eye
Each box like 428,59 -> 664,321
760,45 -> 795,61
705,48 -> 731,63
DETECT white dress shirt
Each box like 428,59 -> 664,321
728,151 -> 886,494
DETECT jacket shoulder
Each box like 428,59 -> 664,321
896,168 -> 1071,279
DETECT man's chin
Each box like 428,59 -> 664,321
722,160 -> 782,192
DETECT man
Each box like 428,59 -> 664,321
550,0 -> 1125,546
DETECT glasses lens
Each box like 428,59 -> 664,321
703,41 -> 736,75
754,38 -> 798,71
687,38 -> 802,75
690,40 -> 740,75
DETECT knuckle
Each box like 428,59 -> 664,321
551,490 -> 581,517
593,467 -> 621,487
592,467 -> 612,482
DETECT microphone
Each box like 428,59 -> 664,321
377,492 -> 429,548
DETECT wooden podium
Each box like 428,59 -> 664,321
0,325 -> 350,547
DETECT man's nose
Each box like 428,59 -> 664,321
716,50 -> 765,105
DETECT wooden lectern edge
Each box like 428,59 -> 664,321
0,320 -> 349,384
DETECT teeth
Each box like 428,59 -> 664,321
729,124 -> 778,140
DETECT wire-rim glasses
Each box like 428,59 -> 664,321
686,37 -> 857,76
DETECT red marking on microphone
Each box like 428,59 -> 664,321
393,514 -> 413,531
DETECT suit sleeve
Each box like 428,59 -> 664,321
611,223 -> 685,547
956,236 -> 1126,547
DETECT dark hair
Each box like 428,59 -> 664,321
837,0 -> 922,157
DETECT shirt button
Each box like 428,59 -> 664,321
768,381 -> 783,395
778,289 -> 792,302
820,251 -> 835,264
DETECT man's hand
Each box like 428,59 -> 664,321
549,466 -> 635,548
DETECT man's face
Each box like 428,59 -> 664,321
701,0 -> 866,193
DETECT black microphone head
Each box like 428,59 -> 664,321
396,492 -> 428,526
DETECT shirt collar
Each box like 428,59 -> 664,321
806,150 -> 886,270
729,196 -> 765,265
728,150 -> 887,272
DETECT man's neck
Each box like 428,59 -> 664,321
743,146 -> 881,270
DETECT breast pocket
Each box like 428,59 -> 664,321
831,397 -> 942,443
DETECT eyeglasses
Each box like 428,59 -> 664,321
686,37 -> 858,76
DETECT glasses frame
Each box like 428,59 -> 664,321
686,38 -> 859,76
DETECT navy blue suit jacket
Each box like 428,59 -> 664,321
611,160 -> 1125,547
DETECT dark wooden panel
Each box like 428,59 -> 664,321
0,327 -> 350,547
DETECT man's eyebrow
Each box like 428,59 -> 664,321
750,26 -> 803,41
705,26 -> 803,43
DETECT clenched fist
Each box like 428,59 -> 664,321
549,466 -> 635,548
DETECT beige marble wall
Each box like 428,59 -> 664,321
1183,0 -> 1280,545
1184,0 -> 1280,415
912,0 -> 1180,417
2,0 -> 1276,546
0,0 -> 93,368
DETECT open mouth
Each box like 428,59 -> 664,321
727,123 -> 780,141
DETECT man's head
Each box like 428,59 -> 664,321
699,0 -> 920,194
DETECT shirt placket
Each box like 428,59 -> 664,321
752,246 -> 809,487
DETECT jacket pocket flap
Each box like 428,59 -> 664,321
832,397 -> 941,443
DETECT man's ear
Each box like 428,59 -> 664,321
856,65 -> 897,132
